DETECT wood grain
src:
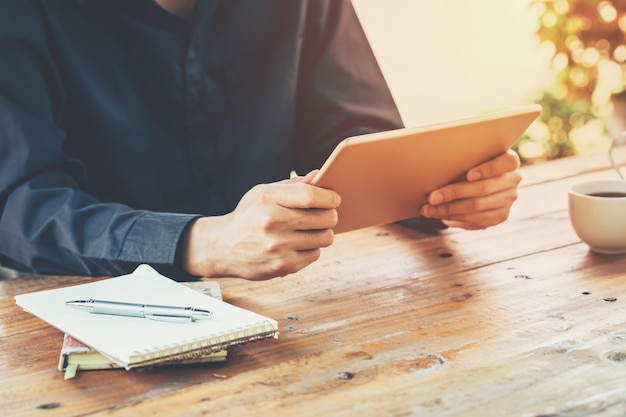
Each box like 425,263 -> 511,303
2,149 -> 626,417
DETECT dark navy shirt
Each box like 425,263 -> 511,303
0,0 -> 403,279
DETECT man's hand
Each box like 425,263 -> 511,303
182,170 -> 341,280
420,149 -> 522,230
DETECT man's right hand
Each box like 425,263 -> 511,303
181,170 -> 341,280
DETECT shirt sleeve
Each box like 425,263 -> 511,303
293,0 -> 405,172
0,2 -> 198,279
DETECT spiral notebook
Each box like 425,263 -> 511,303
15,264 -> 278,370
58,281 -> 228,379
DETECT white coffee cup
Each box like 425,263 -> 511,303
568,180 -> 626,254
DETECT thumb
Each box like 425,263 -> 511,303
284,169 -> 319,184
300,169 -> 319,184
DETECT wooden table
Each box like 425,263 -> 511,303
3,147 -> 626,417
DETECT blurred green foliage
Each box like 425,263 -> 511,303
515,0 -> 626,164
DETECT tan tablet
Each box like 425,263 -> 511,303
312,104 -> 542,233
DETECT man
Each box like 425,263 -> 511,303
0,0 -> 521,281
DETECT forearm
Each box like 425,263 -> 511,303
0,174 -> 199,279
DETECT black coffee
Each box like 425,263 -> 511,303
587,192 -> 626,198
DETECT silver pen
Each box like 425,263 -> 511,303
65,299 -> 213,323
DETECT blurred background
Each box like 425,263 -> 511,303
353,0 -> 626,164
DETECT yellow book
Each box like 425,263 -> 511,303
59,333 -> 228,379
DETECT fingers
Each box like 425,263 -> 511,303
282,169 -> 319,184
439,191 -> 517,229
466,149 -> 520,181
425,170 -> 521,207
266,170 -> 339,211
230,225 -> 334,280
240,176 -> 341,228
294,227 -> 335,250
300,170 -> 319,184
296,207 -> 339,231
420,150 -> 522,230
271,179 -> 341,211
423,182 -> 516,214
